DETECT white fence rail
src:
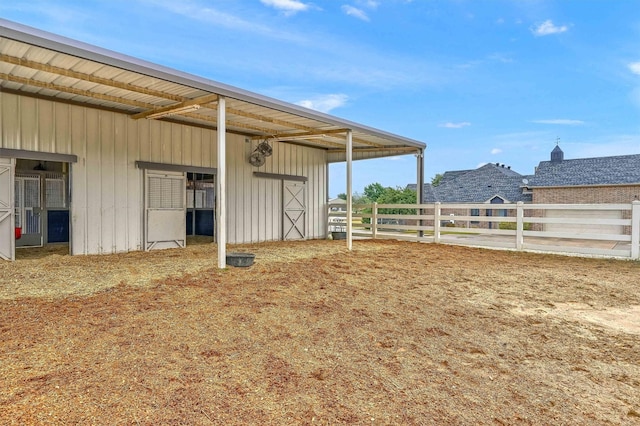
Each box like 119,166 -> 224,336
328,201 -> 640,260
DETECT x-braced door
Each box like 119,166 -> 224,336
0,158 -> 15,261
282,180 -> 306,240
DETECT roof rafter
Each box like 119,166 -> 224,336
0,53 -> 184,102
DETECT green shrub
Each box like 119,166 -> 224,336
498,222 -> 531,230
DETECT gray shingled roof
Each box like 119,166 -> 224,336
530,154 -> 640,187
410,163 -> 531,203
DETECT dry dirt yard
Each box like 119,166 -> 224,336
1,239 -> 639,425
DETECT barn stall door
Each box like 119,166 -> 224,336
0,158 -> 15,261
144,170 -> 186,251
282,180 -> 306,241
14,174 -> 43,247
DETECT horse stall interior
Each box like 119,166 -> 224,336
14,159 -> 70,251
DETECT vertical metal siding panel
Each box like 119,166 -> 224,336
127,117 -> 142,252
203,129 -> 213,168
183,126 -> 192,167
100,113 -> 115,254
172,124 -> 182,164
85,109 -> 102,254
139,119 -> 151,161
20,97 -> 37,151
226,134 -> 237,244
160,122 -> 171,164
54,103 -> 71,154
1,93 -> 19,149
191,127 -> 201,167
70,106 -> 88,255
149,121 -> 162,163
38,100 -> 55,153
113,114 -> 129,253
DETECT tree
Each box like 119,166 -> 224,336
431,173 -> 443,187
360,185 -> 417,224
363,182 -> 386,202
337,193 -> 347,200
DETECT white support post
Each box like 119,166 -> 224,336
346,130 -> 353,250
372,202 -> 378,239
216,96 -> 227,268
516,201 -> 524,251
632,200 -> 640,260
434,202 -> 441,243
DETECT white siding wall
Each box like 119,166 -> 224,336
0,92 -> 327,254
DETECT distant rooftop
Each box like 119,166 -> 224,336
529,153 -> 640,187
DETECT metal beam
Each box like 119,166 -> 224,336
217,96 -> 227,268
346,130 -> 353,251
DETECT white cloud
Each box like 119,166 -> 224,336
260,0 -> 310,15
356,0 -> 380,8
491,148 -> 502,155
531,20 -> 568,36
296,94 -> 349,113
629,62 -> 640,75
439,122 -> 471,129
342,5 -> 370,21
531,119 -> 585,125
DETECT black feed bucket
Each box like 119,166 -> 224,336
226,252 -> 255,267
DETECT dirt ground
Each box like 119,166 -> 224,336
1,239 -> 639,425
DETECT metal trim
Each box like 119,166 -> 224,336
253,172 -> 308,182
0,148 -> 77,163
135,161 -> 217,175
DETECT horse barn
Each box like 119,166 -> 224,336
0,19 -> 426,266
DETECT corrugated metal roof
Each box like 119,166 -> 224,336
0,19 -> 425,161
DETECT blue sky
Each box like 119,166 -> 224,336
2,0 -> 639,197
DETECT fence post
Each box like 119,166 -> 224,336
434,202 -> 441,243
632,200 -> 640,260
516,202 -> 524,251
372,202 -> 378,239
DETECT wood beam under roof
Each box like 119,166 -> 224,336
0,53 -> 185,102
0,54 -> 404,150
0,72 -> 156,109
131,93 -> 219,119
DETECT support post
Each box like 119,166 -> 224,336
416,149 -> 425,239
216,96 -> 227,268
434,202 -> 441,243
372,202 -> 378,239
632,200 -> 640,260
516,201 -> 524,251
346,130 -> 353,250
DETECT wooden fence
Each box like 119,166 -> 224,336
328,201 -> 640,260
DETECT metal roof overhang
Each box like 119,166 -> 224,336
0,19 -> 426,162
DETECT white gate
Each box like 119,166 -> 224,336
15,174 -> 43,247
144,170 -> 186,251
283,180 -> 306,240
0,158 -> 15,261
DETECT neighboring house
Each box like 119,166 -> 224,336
0,20 -> 425,261
409,145 -> 640,231
526,146 -> 640,235
408,162 -> 532,228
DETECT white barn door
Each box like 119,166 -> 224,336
283,180 -> 306,241
0,158 -> 15,261
144,170 -> 186,251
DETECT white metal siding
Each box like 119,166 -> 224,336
0,92 -> 327,254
